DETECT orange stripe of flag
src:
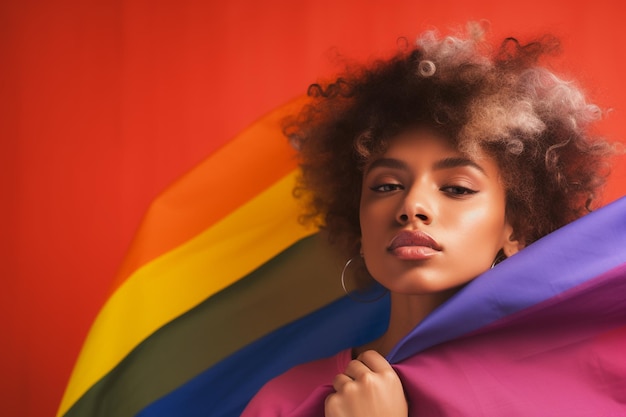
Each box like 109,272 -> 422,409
108,96 -> 307,294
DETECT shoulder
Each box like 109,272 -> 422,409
241,349 -> 352,417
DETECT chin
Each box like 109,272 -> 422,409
392,272 -> 475,295
390,279 -> 459,295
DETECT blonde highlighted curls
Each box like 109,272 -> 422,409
287,24 -> 615,258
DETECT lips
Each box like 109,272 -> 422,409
387,230 -> 442,260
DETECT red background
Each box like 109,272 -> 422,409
2,1 -> 624,416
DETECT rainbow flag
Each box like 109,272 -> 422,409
58,94 -> 626,416
56,96 -> 346,417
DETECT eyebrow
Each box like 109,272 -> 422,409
365,158 -> 409,173
365,156 -> 486,175
433,157 -> 486,175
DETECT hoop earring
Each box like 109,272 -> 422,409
491,250 -> 507,269
341,257 -> 388,303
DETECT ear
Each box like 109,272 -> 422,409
502,222 -> 525,257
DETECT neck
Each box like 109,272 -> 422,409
355,289 -> 457,358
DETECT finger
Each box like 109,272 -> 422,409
356,350 -> 394,373
332,373 -> 353,392
324,392 -> 342,417
343,358 -> 372,380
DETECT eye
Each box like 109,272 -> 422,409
441,185 -> 478,197
370,183 -> 404,193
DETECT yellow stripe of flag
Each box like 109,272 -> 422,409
57,169 -> 314,416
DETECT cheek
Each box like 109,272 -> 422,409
359,197 -> 387,231
359,202 -> 396,262
359,206 -> 377,251
449,202 -> 508,248
470,208 -> 505,231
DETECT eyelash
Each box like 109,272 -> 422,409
369,183 -> 478,196
370,183 -> 403,192
440,185 -> 478,196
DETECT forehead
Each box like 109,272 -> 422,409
384,128 -> 459,154
364,128 -> 500,178
364,128 -> 460,168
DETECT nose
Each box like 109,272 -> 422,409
398,213 -> 429,223
397,188 -> 432,225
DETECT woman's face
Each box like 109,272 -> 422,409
359,128 -> 521,295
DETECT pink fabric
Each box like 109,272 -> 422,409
241,349 -> 350,417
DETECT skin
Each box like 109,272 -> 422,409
325,128 -> 524,417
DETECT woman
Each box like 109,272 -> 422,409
242,24 -> 619,416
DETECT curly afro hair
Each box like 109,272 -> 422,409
285,24 -> 616,260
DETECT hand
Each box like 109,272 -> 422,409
325,350 -> 408,417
